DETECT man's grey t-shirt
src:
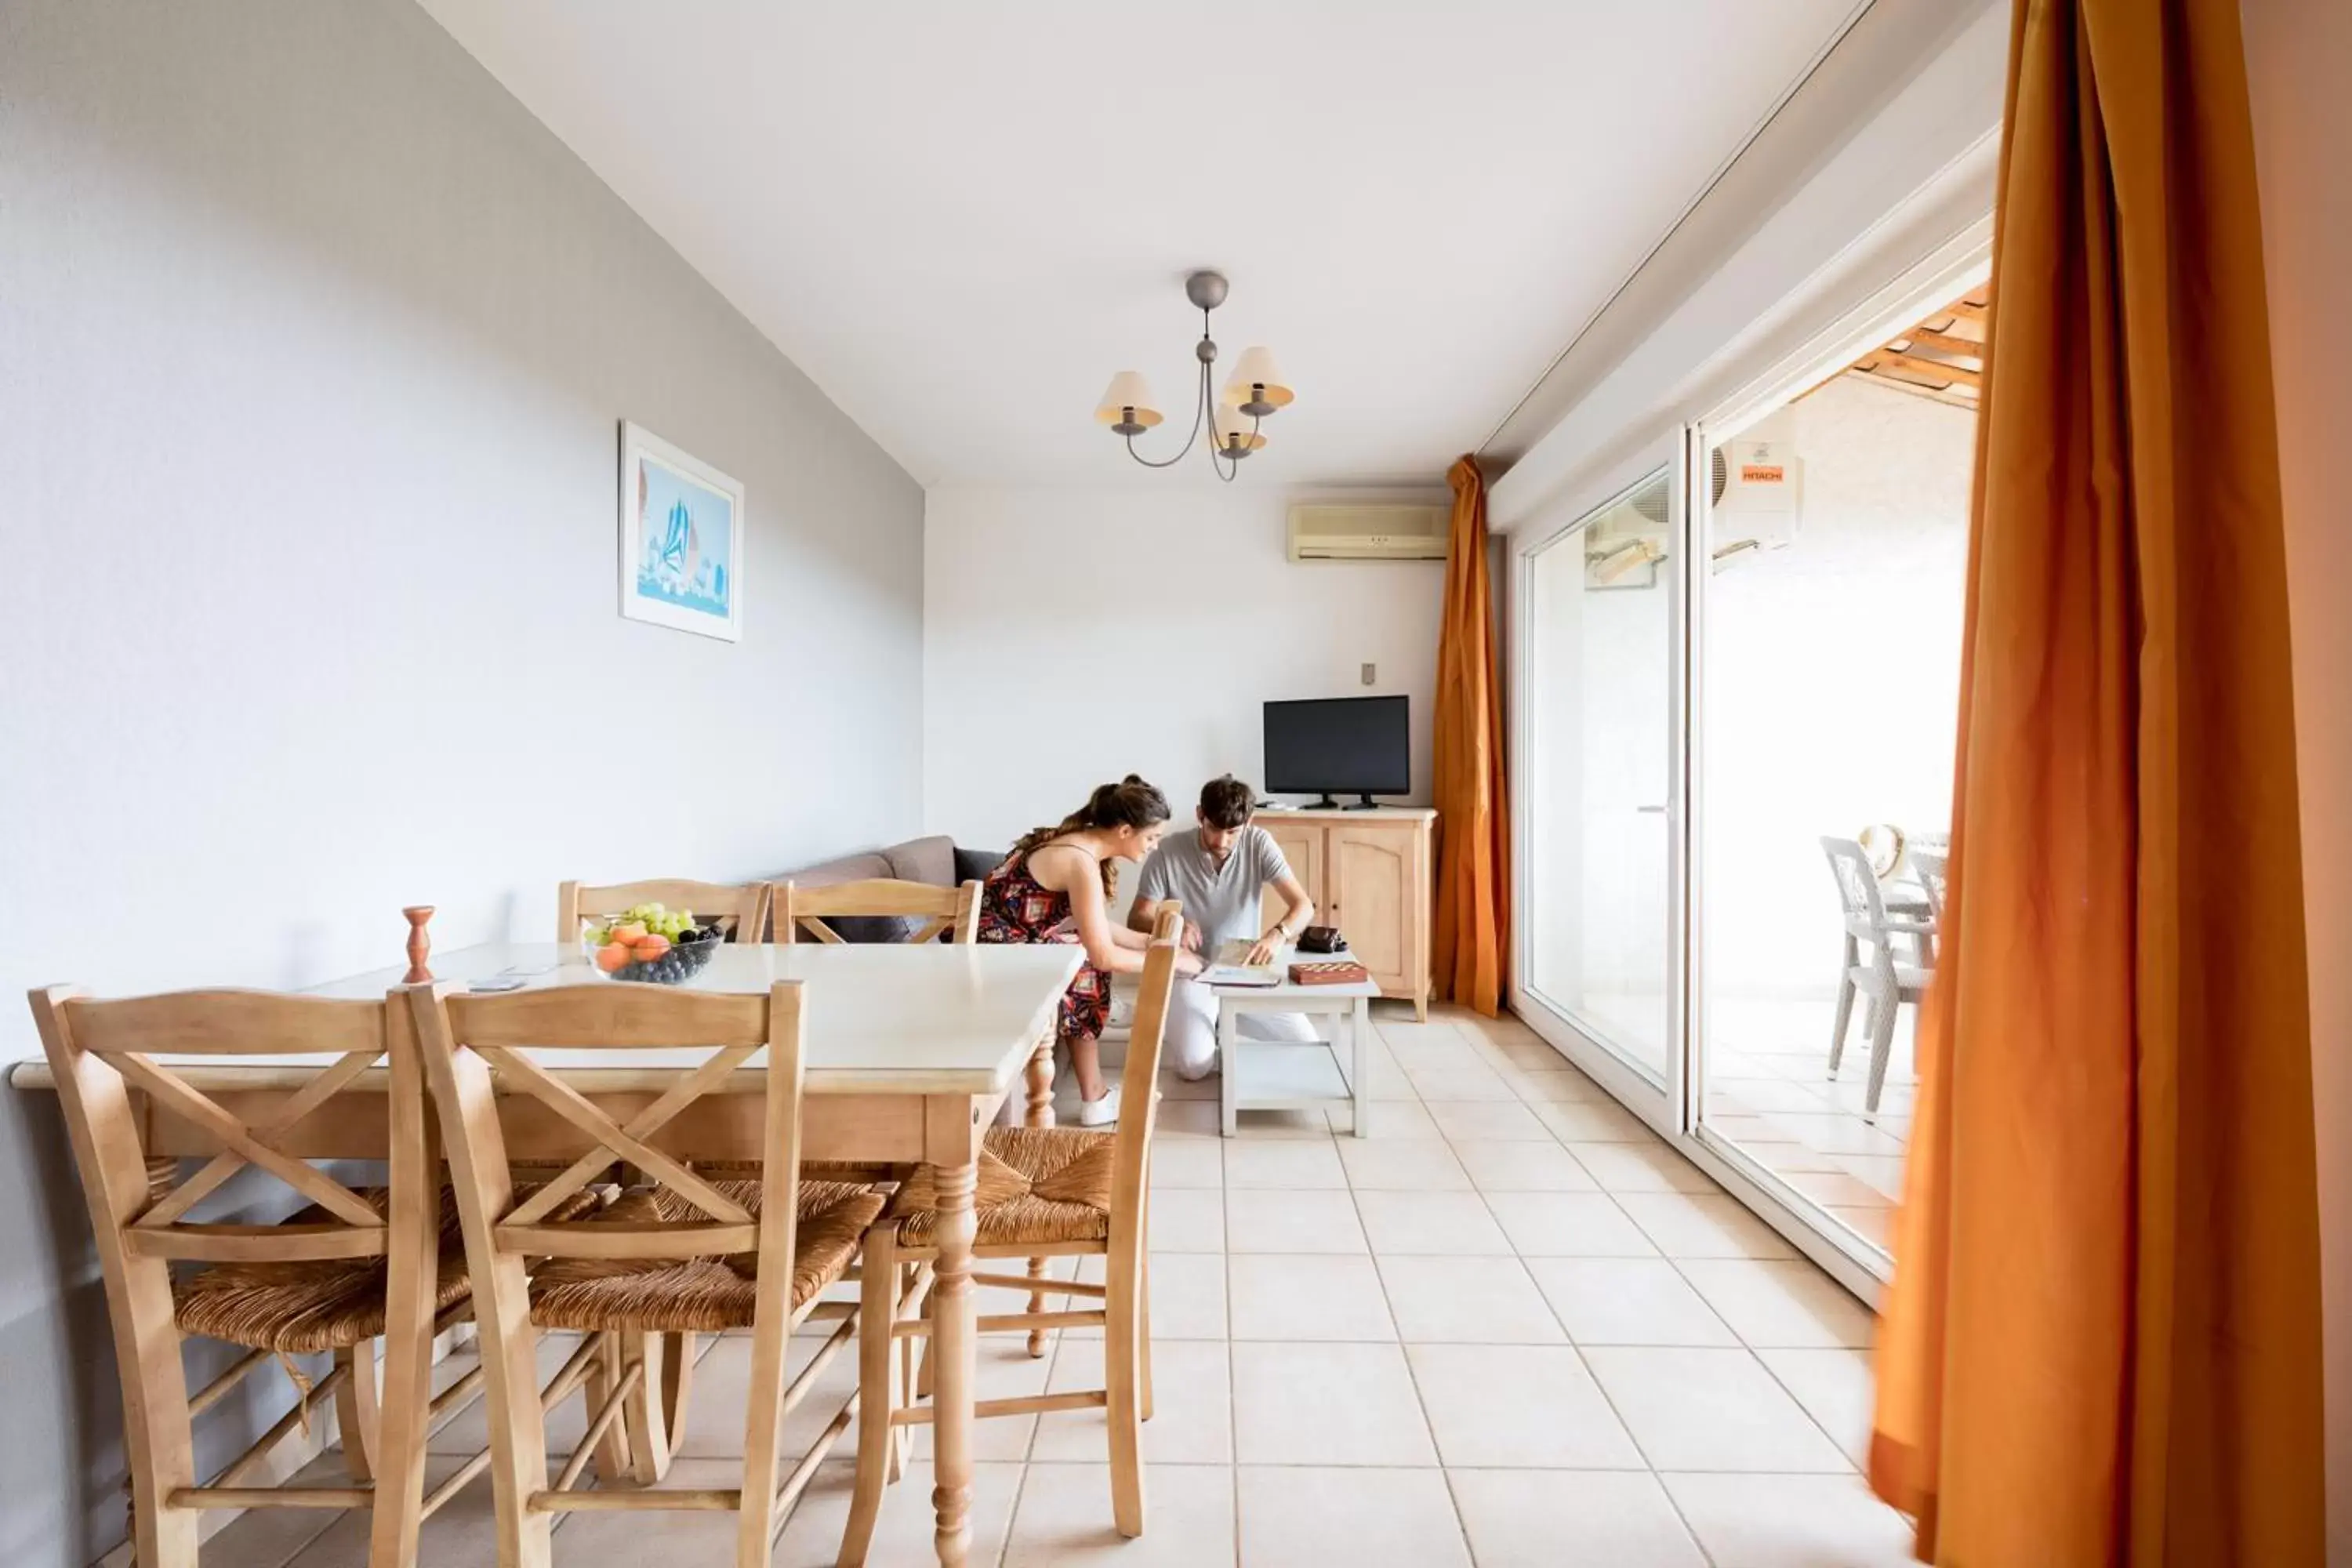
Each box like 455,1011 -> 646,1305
1134,826 -> 1293,953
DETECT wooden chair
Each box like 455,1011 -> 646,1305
409,979 -> 883,1568
557,879 -> 771,944
1820,837 -> 1930,1115
25,987 -> 459,1567
774,877 -> 981,946
837,902 -> 1184,1563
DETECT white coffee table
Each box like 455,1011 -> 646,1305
1211,949 -> 1381,1138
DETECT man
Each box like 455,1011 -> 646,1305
1128,775 -> 1320,1080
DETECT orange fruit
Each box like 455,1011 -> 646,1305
595,942 -> 632,973
635,934 -> 671,960
612,921 -> 649,944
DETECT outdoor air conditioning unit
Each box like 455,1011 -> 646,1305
1287,501 -> 1450,562
1710,437 -> 1804,559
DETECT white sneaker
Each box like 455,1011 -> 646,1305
1076,1084 -> 1122,1128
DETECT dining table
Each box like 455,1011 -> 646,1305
10,938 -> 1081,1568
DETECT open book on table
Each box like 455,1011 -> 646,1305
1200,938 -> 1282,987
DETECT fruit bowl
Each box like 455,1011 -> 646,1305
581,905 -> 725,985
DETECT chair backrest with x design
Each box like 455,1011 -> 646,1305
775,877 -> 980,946
26,985 -> 436,1563
557,878 -> 771,945
408,979 -> 812,1557
1909,849 -> 1949,923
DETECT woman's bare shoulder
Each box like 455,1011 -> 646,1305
1024,839 -> 1092,887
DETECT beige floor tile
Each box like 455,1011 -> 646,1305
1484,1192 -> 1660,1257
1337,1136 -> 1472,1190
1488,1038 -> 1574,1071
1006,1461 -> 1236,1566
768,1457 -> 1025,1568
1566,1140 -> 1721,1194
289,1454 -> 502,1567
1224,1188 -> 1367,1254
1658,1472 -> 1917,1567
1523,1257 -> 1739,1346
1677,1259 -> 1875,1348
1504,1067 -> 1610,1103
1068,1250 -> 1228,1342
1352,1190 -> 1514,1256
1150,1138 -> 1225,1189
1228,1253 -> 1397,1341
1616,1192 -> 1799,1260
1404,1062 -> 1519,1102
1534,1098 -> 1659,1142
1234,1465 -> 1469,1566
1033,1338 -> 1232,1464
1230,1107 -> 1342,1136
1449,1468 -> 1708,1567
1373,1254 -> 1565,1344
1581,1348 -> 1853,1472
1223,1138 -> 1348,1189
1373,1017 -> 1473,1051
1149,1187 -> 1228,1252
204,1454 -> 345,1568
1230,1341 -> 1438,1466
1154,1099 -> 1225,1138
1453,1139 -> 1599,1192
1406,1343 -> 1642,1468
1327,1100 -> 1444,1140
1427,1100 -> 1553,1142
1755,1346 -> 1876,1466
1380,1035 -> 1488,1073
427,1332 -> 590,1456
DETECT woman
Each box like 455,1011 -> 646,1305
981,775 -> 1203,1126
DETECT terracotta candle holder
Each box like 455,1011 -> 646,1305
401,906 -> 435,984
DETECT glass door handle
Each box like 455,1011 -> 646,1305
1636,805 -> 1669,815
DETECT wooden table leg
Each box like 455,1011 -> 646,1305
1024,1029 -> 1054,1357
929,1155 -> 980,1566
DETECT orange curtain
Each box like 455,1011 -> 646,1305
1432,456 -> 1510,1015
1869,0 -> 2325,1562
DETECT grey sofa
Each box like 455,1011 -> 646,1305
768,834 -> 1004,942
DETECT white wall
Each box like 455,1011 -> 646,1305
1703,375 -> 1971,998
922,484 -> 1445,855
0,4 -> 922,1559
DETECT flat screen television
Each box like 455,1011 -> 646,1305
1263,695 -> 1410,808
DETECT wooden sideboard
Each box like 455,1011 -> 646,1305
1257,808 -> 1436,1020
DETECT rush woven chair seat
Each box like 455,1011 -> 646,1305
413,977 -> 867,1568
175,1182 -> 601,1353
529,1178 -> 885,1334
891,1125 -> 1116,1248
837,902 -> 1186,1563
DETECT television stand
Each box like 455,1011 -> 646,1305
1343,793 -> 1381,811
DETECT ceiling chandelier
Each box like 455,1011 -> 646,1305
1094,270 -> 1294,481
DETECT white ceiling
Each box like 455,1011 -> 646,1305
418,1 -> 1862,488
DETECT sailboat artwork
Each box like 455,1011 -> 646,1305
618,420 -> 745,641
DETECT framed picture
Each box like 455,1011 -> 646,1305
619,421 -> 743,641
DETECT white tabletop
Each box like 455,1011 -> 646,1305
300,941 -> 1082,1094
1203,946 -> 1381,1000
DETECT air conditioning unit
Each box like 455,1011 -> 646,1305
1287,502 -> 1450,562
1710,438 -> 1803,553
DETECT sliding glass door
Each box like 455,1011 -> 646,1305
1520,439 -> 1686,1105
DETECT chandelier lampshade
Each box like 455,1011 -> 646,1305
1223,346 -> 1294,416
1094,372 -> 1163,434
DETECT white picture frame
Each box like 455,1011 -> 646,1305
619,420 -> 744,641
